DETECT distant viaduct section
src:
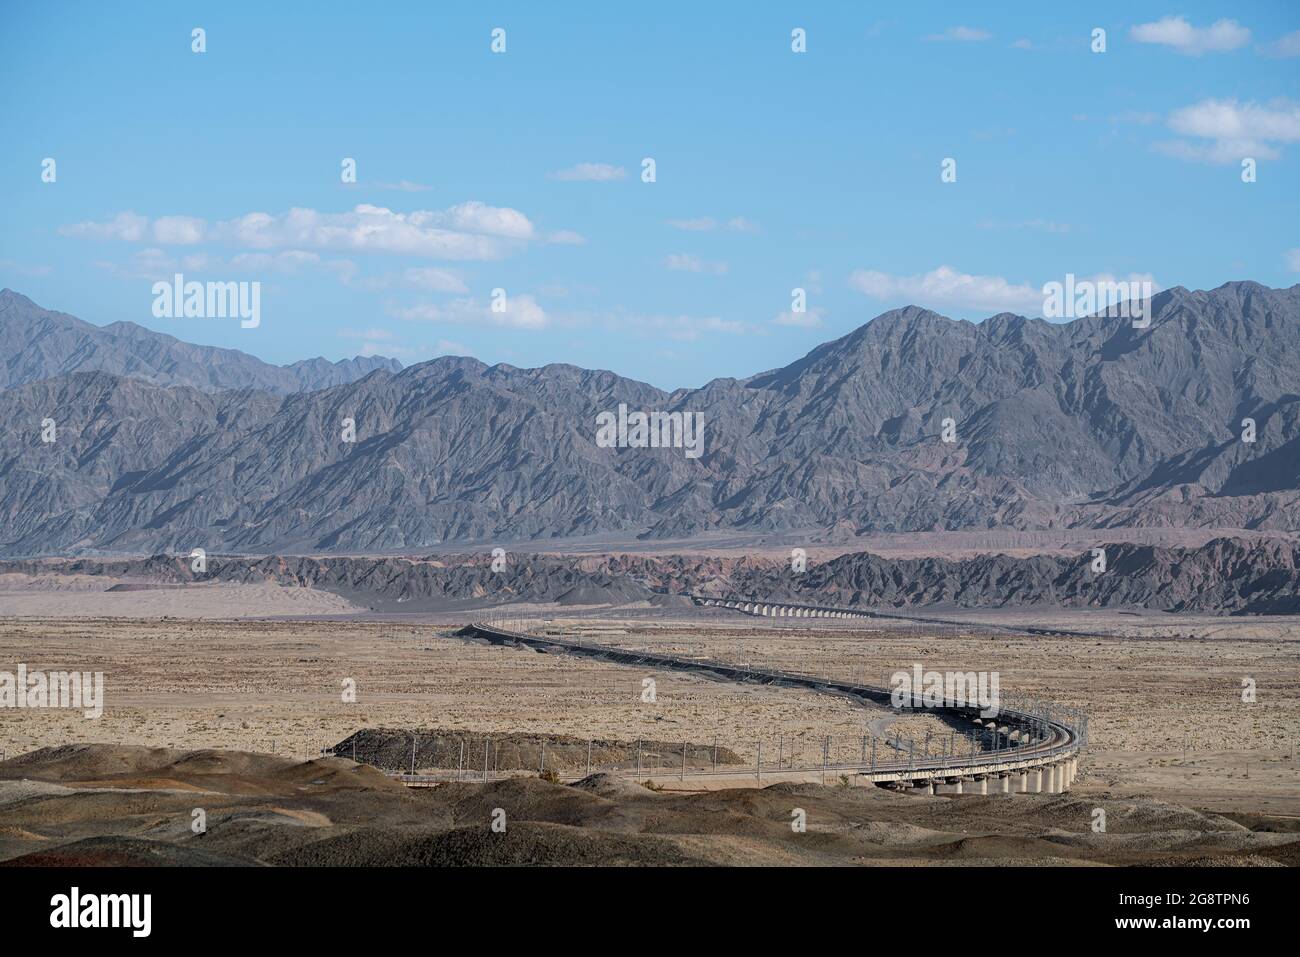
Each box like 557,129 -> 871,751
689,594 -> 1108,639
692,595 -> 873,619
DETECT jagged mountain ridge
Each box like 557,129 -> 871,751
0,289 -> 401,394
0,281 -> 1297,556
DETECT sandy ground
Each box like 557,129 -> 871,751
0,580 -> 362,618
2,605 -> 1297,819
0,617 -> 908,769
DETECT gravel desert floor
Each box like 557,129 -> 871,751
1,590 -> 1298,865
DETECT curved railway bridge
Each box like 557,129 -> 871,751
460,615 -> 1087,796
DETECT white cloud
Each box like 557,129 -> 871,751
432,201 -> 535,239
95,247 -> 347,281
1286,248 -> 1300,272
551,163 -> 627,182
1156,98 -> 1300,164
849,265 -> 1041,313
1130,16 -> 1250,55
1168,97 -> 1300,141
67,203 -> 540,261
394,294 -> 549,330
664,253 -> 728,275
1153,138 -> 1277,163
65,212 -> 207,245
94,247 -> 205,280
212,204 -> 525,260
151,216 -> 206,245
1263,30 -> 1300,57
850,267 -> 1161,317
62,212 -> 150,242
1010,38 -> 1033,50
925,26 -> 991,42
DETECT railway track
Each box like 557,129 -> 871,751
455,611 -> 1087,794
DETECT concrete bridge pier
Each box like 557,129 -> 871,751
1027,769 -> 1042,793
1043,765 -> 1059,794
935,778 -> 963,796
998,774 -> 1011,793
972,777 -> 988,795
1016,771 -> 1030,793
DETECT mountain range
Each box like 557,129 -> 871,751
1,282 -> 1297,557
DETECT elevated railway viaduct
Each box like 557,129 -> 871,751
460,608 -> 1086,795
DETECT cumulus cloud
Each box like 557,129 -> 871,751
94,247 -> 347,281
849,265 -> 1041,313
1156,98 -> 1300,163
1263,29 -> 1300,58
64,203 -> 539,261
925,26 -> 991,42
664,253 -> 728,275
65,212 -> 209,247
1130,16 -> 1250,55
94,247 -> 215,280
551,163 -> 627,182
850,267 -> 1161,317
394,294 -> 549,330
62,212 -> 151,243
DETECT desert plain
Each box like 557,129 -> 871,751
1,577 -> 1298,866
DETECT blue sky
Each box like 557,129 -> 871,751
2,1 -> 1298,389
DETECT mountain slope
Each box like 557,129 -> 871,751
0,281 -> 1296,556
